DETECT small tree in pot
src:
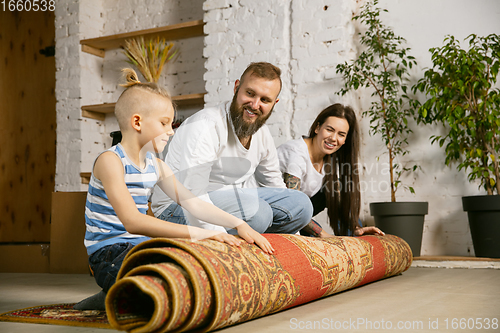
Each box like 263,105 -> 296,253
413,33 -> 500,258
336,0 -> 427,256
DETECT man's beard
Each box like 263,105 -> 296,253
229,92 -> 274,139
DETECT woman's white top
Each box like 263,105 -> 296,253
277,137 -> 325,198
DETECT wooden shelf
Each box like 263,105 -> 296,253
171,92 -> 206,106
80,172 -> 91,185
81,93 -> 205,120
80,20 -> 205,57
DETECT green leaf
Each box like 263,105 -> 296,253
421,108 -> 428,118
473,81 -> 479,91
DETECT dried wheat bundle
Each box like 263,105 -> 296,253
122,36 -> 178,83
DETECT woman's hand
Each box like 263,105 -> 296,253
236,223 -> 275,254
354,226 -> 385,236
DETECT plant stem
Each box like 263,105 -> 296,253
493,152 -> 500,194
377,24 -> 396,202
389,143 -> 395,202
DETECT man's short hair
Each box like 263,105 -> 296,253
239,62 -> 282,92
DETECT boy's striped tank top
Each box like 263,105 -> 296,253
84,144 -> 159,255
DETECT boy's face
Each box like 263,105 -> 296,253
141,95 -> 175,153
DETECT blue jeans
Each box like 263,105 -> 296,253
88,243 -> 135,293
157,187 -> 313,234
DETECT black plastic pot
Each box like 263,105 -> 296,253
462,195 -> 500,258
370,202 -> 428,257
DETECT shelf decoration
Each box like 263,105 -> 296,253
123,36 -> 178,83
79,21 -> 206,184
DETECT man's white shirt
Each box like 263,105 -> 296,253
151,101 -> 285,231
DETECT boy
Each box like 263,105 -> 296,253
75,69 -> 273,310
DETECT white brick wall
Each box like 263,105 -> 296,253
55,0 -> 102,192
202,0 -> 500,256
203,0 -> 295,144
55,0 -> 500,256
55,0 -> 205,191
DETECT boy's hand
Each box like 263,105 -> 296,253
188,226 -> 242,246
236,223 -> 275,254
208,232 -> 243,246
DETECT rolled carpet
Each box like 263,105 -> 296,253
105,234 -> 412,332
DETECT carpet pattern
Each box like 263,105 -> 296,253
0,303 -> 111,328
106,234 -> 412,332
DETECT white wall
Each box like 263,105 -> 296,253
203,0 -> 294,141
55,0 -> 500,256
360,0 -> 500,256
203,0 -> 500,256
54,0 -> 206,191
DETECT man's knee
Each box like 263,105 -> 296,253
157,203 -> 188,225
289,190 -> 313,223
245,202 -> 273,233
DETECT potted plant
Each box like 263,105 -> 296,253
413,33 -> 500,258
336,0 -> 427,256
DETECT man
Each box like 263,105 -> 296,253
151,62 -> 312,235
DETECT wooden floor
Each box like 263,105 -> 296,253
413,256 -> 500,261
1,268 -> 499,332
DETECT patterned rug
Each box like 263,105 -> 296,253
0,234 -> 411,331
107,234 -> 412,332
0,303 -> 111,328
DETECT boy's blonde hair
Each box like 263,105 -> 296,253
115,68 -> 172,131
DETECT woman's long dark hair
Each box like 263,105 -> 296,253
308,104 -> 360,236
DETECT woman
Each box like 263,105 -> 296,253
277,104 -> 384,237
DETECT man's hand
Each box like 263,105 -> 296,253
354,226 -> 385,236
319,229 -> 334,238
236,223 -> 275,254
